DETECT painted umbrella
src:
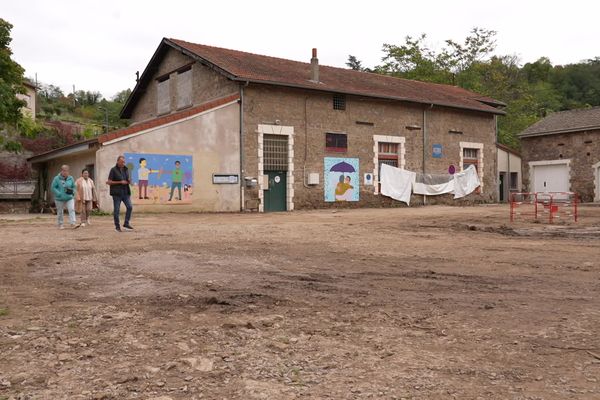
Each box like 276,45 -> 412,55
330,161 -> 356,173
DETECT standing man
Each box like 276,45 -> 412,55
168,160 -> 183,201
106,155 -> 133,232
51,164 -> 78,229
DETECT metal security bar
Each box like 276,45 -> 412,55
263,134 -> 288,171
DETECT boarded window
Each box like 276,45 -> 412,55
326,133 -> 347,152
157,78 -> 170,115
176,69 -> 192,109
263,135 -> 288,171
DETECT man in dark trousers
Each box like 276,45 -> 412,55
106,155 -> 133,232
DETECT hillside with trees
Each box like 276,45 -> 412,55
347,28 -> 600,149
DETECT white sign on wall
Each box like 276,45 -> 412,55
364,172 -> 374,186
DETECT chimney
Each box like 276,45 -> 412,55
310,48 -> 319,82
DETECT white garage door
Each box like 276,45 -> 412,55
533,164 -> 569,193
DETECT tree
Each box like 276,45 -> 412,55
0,19 -> 26,127
346,55 -> 364,71
112,88 -> 131,104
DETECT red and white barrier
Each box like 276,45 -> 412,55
510,192 -> 578,223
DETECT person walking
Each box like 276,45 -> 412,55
75,168 -> 98,227
51,165 -> 78,229
106,155 -> 133,232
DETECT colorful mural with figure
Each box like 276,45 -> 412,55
324,157 -> 359,202
124,153 -> 193,205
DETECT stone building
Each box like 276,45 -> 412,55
30,38 -> 506,212
519,107 -> 600,202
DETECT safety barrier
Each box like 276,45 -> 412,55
510,192 -> 578,223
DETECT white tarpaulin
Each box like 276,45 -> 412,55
453,165 -> 480,199
380,164 -> 416,205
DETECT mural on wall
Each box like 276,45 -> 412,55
324,157 -> 359,202
124,152 -> 193,205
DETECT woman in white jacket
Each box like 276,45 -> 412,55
75,169 -> 98,227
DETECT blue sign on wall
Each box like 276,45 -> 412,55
432,144 -> 443,158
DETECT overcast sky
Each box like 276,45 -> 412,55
4,0 -> 600,99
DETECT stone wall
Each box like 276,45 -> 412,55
521,129 -> 600,202
242,84 -> 498,210
129,48 -> 238,123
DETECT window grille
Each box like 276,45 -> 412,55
263,135 -> 288,171
333,94 -> 346,110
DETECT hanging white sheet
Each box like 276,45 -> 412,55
412,180 -> 455,195
380,164 -> 416,205
453,165 -> 480,199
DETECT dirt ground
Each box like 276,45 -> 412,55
1,205 -> 599,400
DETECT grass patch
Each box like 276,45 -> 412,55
0,307 -> 9,317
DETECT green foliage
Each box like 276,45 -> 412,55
372,28 -> 600,148
4,139 -> 23,153
0,307 -> 8,316
346,55 -> 364,71
37,83 -> 130,131
0,18 -> 26,126
17,114 -> 44,138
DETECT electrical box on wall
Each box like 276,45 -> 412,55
307,173 -> 320,185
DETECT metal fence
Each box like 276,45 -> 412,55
0,180 -> 36,199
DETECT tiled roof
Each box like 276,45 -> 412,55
168,39 -> 505,115
519,107 -> 600,137
132,38 -> 503,116
100,93 -> 239,144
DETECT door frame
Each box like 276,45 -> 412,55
529,159 -> 571,193
499,172 -> 506,202
593,161 -> 600,202
257,124 -> 294,212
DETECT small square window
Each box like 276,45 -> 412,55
333,94 -> 346,110
326,133 -> 347,152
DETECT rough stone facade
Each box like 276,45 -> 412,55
129,48 -> 238,124
521,129 -> 600,202
242,84 -> 498,209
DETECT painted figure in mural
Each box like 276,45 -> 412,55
137,157 -> 158,200
107,155 -> 134,232
75,168 -> 98,227
335,175 -> 354,201
168,160 -> 183,201
51,164 -> 78,229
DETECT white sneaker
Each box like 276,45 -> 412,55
81,223 -> 86,227
59,225 -> 64,230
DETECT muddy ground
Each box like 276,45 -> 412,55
1,205 -> 599,400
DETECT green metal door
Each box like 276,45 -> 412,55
264,171 -> 287,212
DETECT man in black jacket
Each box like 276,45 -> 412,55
106,155 -> 133,232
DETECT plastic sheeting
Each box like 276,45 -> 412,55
412,171 -> 455,195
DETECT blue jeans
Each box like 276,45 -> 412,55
112,195 -> 133,228
55,199 -> 76,226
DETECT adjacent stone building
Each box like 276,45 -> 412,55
519,107 -> 600,202
30,38 -> 506,212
